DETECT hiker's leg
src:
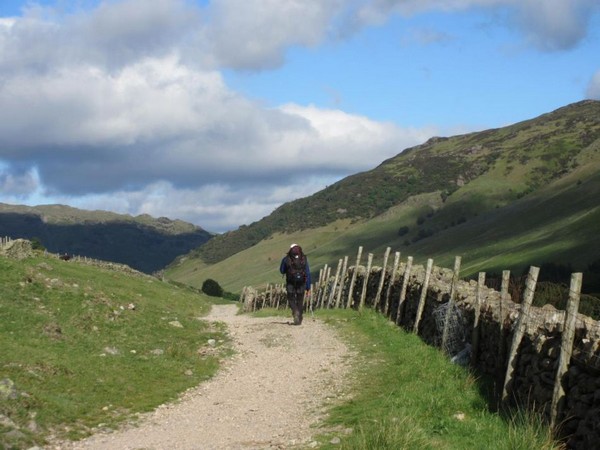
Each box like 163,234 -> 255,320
287,283 -> 299,323
296,286 -> 305,324
293,292 -> 301,325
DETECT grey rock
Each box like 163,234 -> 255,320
0,378 -> 19,400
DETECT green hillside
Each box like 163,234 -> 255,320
166,100 -> 600,294
0,247 -> 225,449
0,204 -> 213,274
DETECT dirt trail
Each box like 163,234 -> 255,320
55,304 -> 353,450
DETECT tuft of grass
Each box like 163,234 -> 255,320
0,253 -> 227,449
506,409 -> 565,450
313,308 -> 562,450
340,415 -> 429,450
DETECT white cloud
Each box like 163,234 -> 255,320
3,0 -> 594,233
61,178 -> 341,232
203,0 -> 345,70
278,104 -> 435,172
351,0 -> 598,51
515,0 -> 596,51
0,165 -> 41,198
0,32 -> 432,230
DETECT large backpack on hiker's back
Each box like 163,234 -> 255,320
286,247 -> 306,287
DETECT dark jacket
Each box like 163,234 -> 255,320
280,254 -> 311,290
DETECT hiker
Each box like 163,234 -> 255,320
280,244 -> 311,325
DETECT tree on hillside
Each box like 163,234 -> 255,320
202,279 -> 224,297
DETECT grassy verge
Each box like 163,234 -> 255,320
311,308 -> 561,450
0,253 -> 229,449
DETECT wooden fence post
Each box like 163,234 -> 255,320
498,270 -> 510,374
316,268 -> 324,308
374,247 -> 391,311
359,253 -> 373,311
396,256 -> 414,325
318,265 -> 328,308
265,285 -> 270,308
259,292 -> 265,310
471,272 -> 486,366
328,259 -> 343,308
501,266 -> 540,404
346,246 -> 363,309
550,272 -> 582,429
413,258 -> 433,332
275,284 -> 281,309
322,265 -> 331,308
335,256 -> 349,309
442,256 -> 462,354
384,252 -> 401,317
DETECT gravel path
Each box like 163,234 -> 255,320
55,304 -> 353,450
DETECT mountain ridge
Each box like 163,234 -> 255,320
0,203 -> 213,273
186,99 -> 600,266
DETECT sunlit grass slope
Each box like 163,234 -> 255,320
0,253 -> 226,449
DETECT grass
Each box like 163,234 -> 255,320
309,308 -> 562,450
1,251 -> 564,449
0,252 -> 228,449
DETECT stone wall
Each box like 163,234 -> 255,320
246,258 -> 600,449
0,238 -> 33,259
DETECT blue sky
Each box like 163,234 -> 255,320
1,0 -> 599,232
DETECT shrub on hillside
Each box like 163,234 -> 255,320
397,226 -> 409,236
31,237 -> 45,251
201,279 -> 223,297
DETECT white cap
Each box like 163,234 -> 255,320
290,243 -> 298,249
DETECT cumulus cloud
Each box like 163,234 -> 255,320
0,0 -> 197,73
0,0 -> 432,231
0,49 -> 429,228
514,0 -> 596,51
278,104 -> 434,171
0,165 -> 41,198
350,0 -> 598,52
32,177 -> 347,232
202,0 -> 346,70
1,0 -> 595,232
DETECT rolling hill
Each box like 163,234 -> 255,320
0,204 -> 213,273
166,100 -> 600,294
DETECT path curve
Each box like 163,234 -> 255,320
54,304 -> 352,449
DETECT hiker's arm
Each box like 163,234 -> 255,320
279,257 -> 287,275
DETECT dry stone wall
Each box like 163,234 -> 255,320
245,251 -> 600,449
0,237 -> 33,259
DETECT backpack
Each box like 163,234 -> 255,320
286,247 -> 306,286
